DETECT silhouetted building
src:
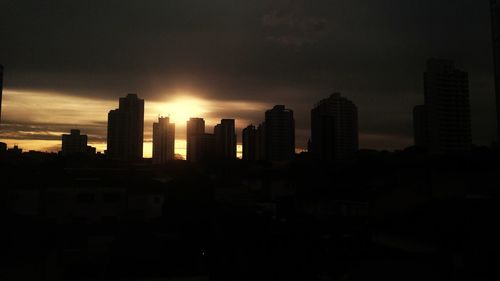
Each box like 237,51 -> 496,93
491,0 -> 500,139
8,145 -> 22,155
107,94 -> 144,160
310,93 -> 358,161
107,109 -> 122,157
415,59 -> 471,153
214,119 -> 237,160
62,129 -> 88,156
190,133 -> 216,162
265,105 -> 295,161
187,118 -> 205,162
0,142 -> 6,152
413,105 -> 428,148
0,64 -> 3,128
256,123 -> 266,160
242,125 -> 258,161
86,146 -> 96,155
152,116 -> 175,164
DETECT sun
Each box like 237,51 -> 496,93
166,96 -> 211,124
147,96 -> 209,125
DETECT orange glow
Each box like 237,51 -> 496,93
146,96 -> 210,125
142,140 -> 186,159
0,139 -> 60,153
0,90 -> 265,159
1,90 -> 115,125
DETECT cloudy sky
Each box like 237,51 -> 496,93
0,0 -> 496,157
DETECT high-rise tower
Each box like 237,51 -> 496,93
107,94 -> 144,160
242,125 -> 258,161
413,59 -> 471,153
265,105 -> 295,161
214,119 -> 237,160
311,93 -> 358,161
153,116 -> 175,164
187,118 -> 206,162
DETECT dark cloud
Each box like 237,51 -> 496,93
0,0 -> 496,148
261,3 -> 327,48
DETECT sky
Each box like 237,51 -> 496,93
0,0 -> 497,158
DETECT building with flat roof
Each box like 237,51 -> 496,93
242,125 -> 258,161
264,105 -> 295,161
152,116 -> 175,164
62,129 -> 89,156
214,119 -> 237,160
187,118 -> 205,162
107,94 -> 144,160
413,59 -> 471,153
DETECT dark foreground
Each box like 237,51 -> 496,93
1,148 -> 499,281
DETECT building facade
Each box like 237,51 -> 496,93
256,123 -> 266,161
62,129 -> 89,156
186,118 -> 206,162
265,105 -> 295,161
107,94 -> 144,160
190,133 -> 216,163
214,119 -> 237,160
414,59 -> 471,153
152,116 -> 175,164
242,125 -> 258,161
310,93 -> 358,161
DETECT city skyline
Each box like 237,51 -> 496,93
0,0 -> 496,157
1,2 -> 500,279
0,82 -> 490,159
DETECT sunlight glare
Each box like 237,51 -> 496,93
147,96 -> 209,124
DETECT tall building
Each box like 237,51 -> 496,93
107,109 -> 123,158
152,116 -> 175,164
214,119 -> 237,160
414,59 -> 471,153
190,133 -> 216,163
242,125 -> 258,161
62,129 -> 88,156
265,105 -> 295,161
186,118 -> 205,162
256,123 -> 266,161
310,93 -> 358,161
107,94 -> 144,160
491,0 -> 500,139
0,64 -> 3,128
